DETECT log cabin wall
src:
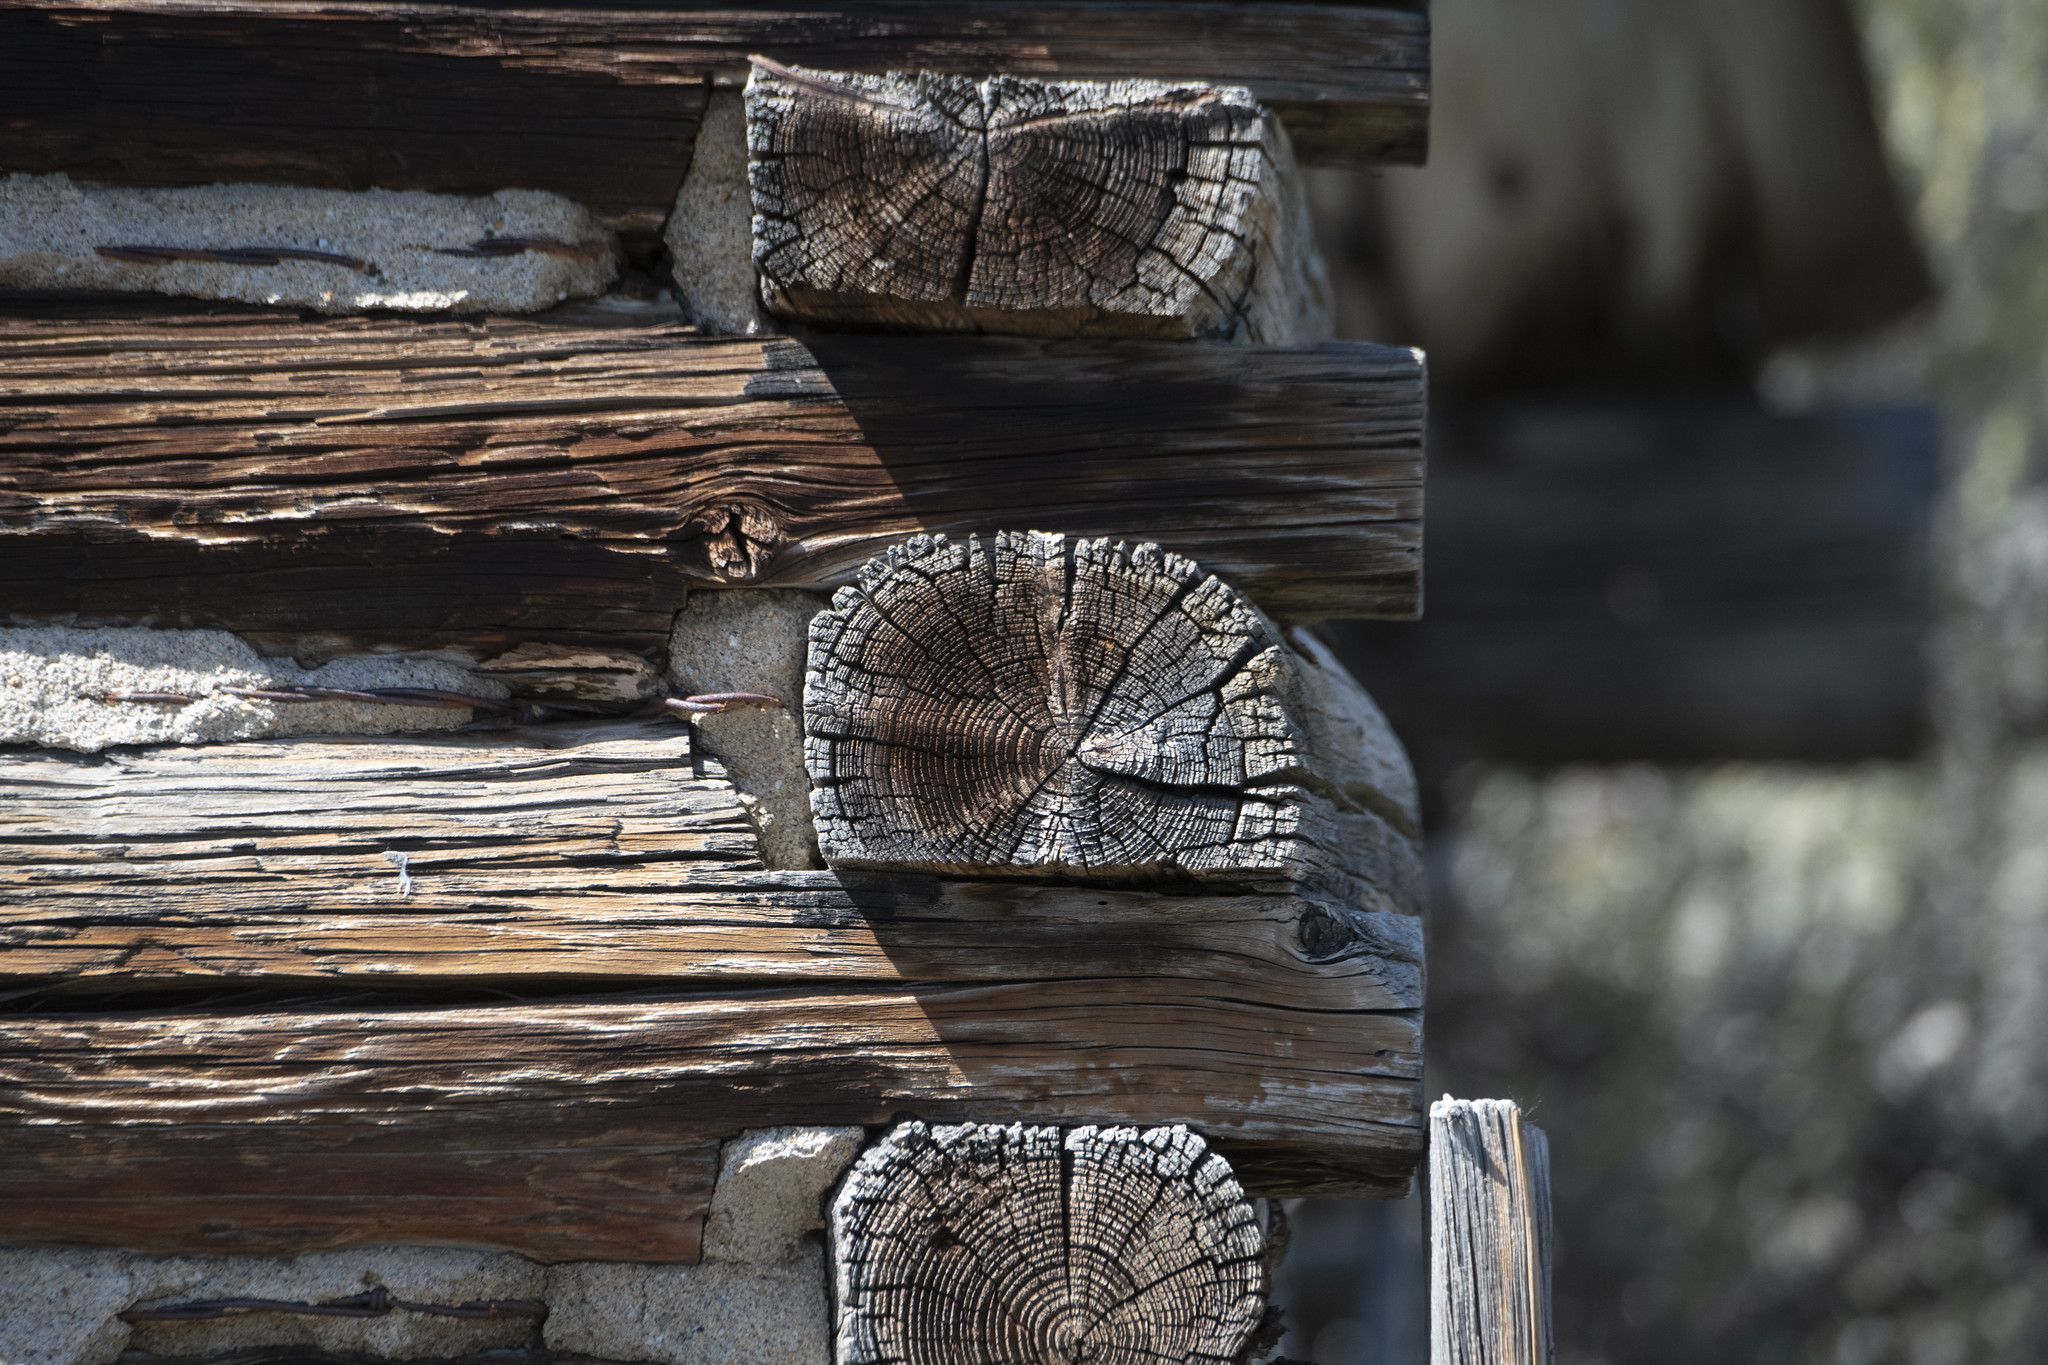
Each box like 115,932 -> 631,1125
0,7 -> 1444,1364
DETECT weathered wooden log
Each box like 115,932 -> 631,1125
1325,398 -> 1938,773
0,989 -> 1421,1257
0,716 -> 1424,1258
0,2 -> 1429,252
0,721 -> 1422,1008
0,305 -> 1425,657
1430,1098 -> 1554,1365
832,1122 -> 1267,1365
807,533 -> 1422,919
747,62 -> 1327,341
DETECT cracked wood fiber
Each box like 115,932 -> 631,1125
805,532 -> 1426,917
0,2 -> 1429,242
0,718 -> 1423,1257
832,1123 -> 1265,1365
807,532 -> 1304,878
0,722 -> 1424,1012
1430,1099 -> 1555,1365
0,306 -> 1425,657
748,62 -> 1322,339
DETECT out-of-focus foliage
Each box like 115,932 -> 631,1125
1305,0 -> 1930,386
1415,2 -> 2048,1362
1433,763 -> 2046,1364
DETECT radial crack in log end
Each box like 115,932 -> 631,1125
805,531 -> 1320,882
804,532 -> 1428,916
747,63 -> 1326,339
832,1121 -> 1266,1365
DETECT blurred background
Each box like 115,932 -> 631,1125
1272,1 -> 2048,1362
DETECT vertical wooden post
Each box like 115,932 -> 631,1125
1430,1097 -> 1554,1365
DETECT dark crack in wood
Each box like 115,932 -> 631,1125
832,1122 -> 1266,1365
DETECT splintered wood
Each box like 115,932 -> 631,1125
1430,1098 -> 1555,1365
806,532 -> 1309,880
833,1123 -> 1266,1365
749,61 -> 1322,339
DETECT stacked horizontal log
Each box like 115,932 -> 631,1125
0,718 -> 1424,1259
0,0 -> 1437,1310
0,306 -> 1423,660
0,0 -> 1429,251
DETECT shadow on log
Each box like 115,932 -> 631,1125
0,304 -> 1425,659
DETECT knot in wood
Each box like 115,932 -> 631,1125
804,531 -> 1306,878
673,500 -> 786,582
832,1122 -> 1266,1365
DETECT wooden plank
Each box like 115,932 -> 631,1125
0,1117 -> 720,1264
0,1 -> 1429,249
1429,1097 -> 1553,1365
0,720 -> 1425,1255
0,306 -> 1424,650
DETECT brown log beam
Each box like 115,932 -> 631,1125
0,983 -> 1422,1258
0,2 -> 1429,253
0,719 -> 1424,1257
0,306 -> 1425,656
831,1123 -> 1269,1365
0,723 -> 1420,1010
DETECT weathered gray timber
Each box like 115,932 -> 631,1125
0,716 -> 1425,1259
0,305 -> 1425,659
0,2 -> 1429,254
832,1122 -> 1266,1365
807,533 -> 1424,917
747,62 -> 1327,341
1430,1098 -> 1554,1365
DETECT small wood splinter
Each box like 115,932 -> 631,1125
659,691 -> 781,716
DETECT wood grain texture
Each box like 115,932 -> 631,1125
808,532 -> 1309,880
0,983 -> 1423,1256
0,722 -> 1423,1010
748,62 -> 1325,340
0,1 -> 1428,244
831,1122 -> 1265,1365
0,307 -> 1425,655
0,719 -> 1424,1257
1430,1098 -> 1554,1365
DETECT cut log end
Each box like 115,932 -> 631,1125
832,1121 -> 1268,1365
804,531 -> 1310,881
748,62 -> 1327,340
